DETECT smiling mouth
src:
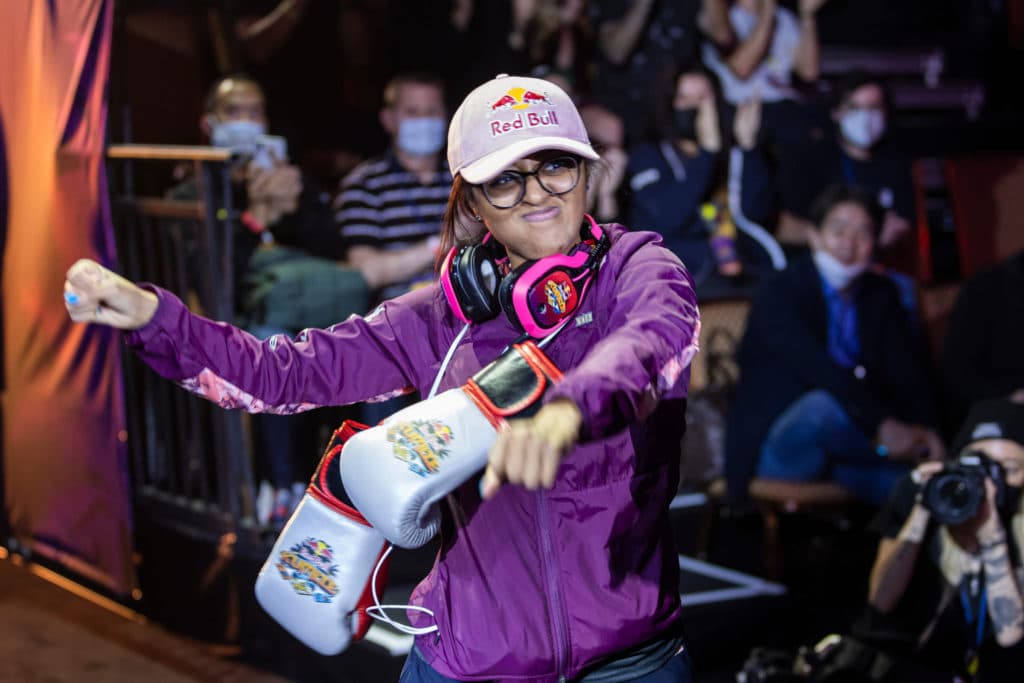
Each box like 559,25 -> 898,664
522,206 -> 560,222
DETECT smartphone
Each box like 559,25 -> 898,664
251,134 -> 288,171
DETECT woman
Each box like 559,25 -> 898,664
65,75 -> 700,682
862,398 -> 1024,681
627,65 -> 777,293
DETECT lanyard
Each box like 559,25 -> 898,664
959,579 -> 987,653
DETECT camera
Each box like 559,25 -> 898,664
921,451 -> 1006,525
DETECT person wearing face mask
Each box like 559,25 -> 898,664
333,72 -> 453,305
175,75 -> 350,291
626,66 -> 776,297
774,73 -> 917,258
856,397 -> 1024,681
332,72 -> 453,426
724,184 -> 943,505
171,75 -> 365,527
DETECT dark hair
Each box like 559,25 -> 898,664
437,176 -> 478,271
382,72 -> 445,109
203,74 -> 263,114
830,71 -> 894,114
648,61 -> 724,142
809,184 -> 884,237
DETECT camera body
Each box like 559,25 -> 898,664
921,450 -> 1006,526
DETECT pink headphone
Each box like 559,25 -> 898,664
440,215 -> 607,339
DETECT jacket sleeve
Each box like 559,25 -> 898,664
123,285 -> 439,414
545,235 -> 700,440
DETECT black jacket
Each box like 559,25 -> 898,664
724,254 -> 937,500
940,250 -> 1024,431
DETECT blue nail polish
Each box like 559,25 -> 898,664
64,292 -> 79,305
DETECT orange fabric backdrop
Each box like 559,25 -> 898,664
0,0 -> 134,594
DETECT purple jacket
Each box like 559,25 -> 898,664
125,225 -> 700,682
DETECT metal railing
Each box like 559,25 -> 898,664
106,144 -> 262,550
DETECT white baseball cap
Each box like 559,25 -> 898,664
447,74 -> 599,184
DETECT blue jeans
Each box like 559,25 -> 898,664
398,646 -> 694,683
756,390 -> 908,505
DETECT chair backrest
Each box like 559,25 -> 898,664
689,298 -> 752,394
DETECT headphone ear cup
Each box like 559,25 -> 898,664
497,260 -> 528,333
448,242 -> 502,323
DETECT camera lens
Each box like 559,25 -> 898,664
939,479 -> 971,509
922,470 -> 984,526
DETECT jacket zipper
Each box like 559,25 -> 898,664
537,489 -> 570,682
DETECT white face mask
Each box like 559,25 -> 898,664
396,117 -> 447,156
839,109 -> 886,149
209,119 -> 266,155
813,249 -> 867,291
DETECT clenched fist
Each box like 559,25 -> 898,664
64,259 -> 158,330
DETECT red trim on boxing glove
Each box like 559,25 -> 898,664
462,340 -> 563,428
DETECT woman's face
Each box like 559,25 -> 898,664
808,201 -> 876,267
469,151 -> 588,268
673,73 -> 712,111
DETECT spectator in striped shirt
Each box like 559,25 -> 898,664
334,72 -> 453,303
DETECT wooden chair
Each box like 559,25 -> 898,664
697,476 -> 857,582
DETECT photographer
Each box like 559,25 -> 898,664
863,398 -> 1024,681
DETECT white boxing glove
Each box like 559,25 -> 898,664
255,421 -> 390,655
340,340 -> 562,548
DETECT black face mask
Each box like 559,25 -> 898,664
673,108 -> 698,140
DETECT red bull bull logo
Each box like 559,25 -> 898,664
490,87 -> 550,111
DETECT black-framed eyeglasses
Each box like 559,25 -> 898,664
478,155 -> 581,209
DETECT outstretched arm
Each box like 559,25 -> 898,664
65,259 -> 433,413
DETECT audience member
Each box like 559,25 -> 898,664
941,249 -> 1024,432
859,398 -> 1024,682
588,0 -> 733,142
773,73 -> 917,254
174,75 -> 365,526
581,102 -> 629,223
724,184 -> 943,505
333,72 -> 453,426
333,72 -> 452,304
703,0 -> 825,106
625,67 -> 776,293
529,65 -> 629,222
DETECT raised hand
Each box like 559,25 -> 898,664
799,0 -> 828,17
64,259 -> 158,330
481,399 -> 583,499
